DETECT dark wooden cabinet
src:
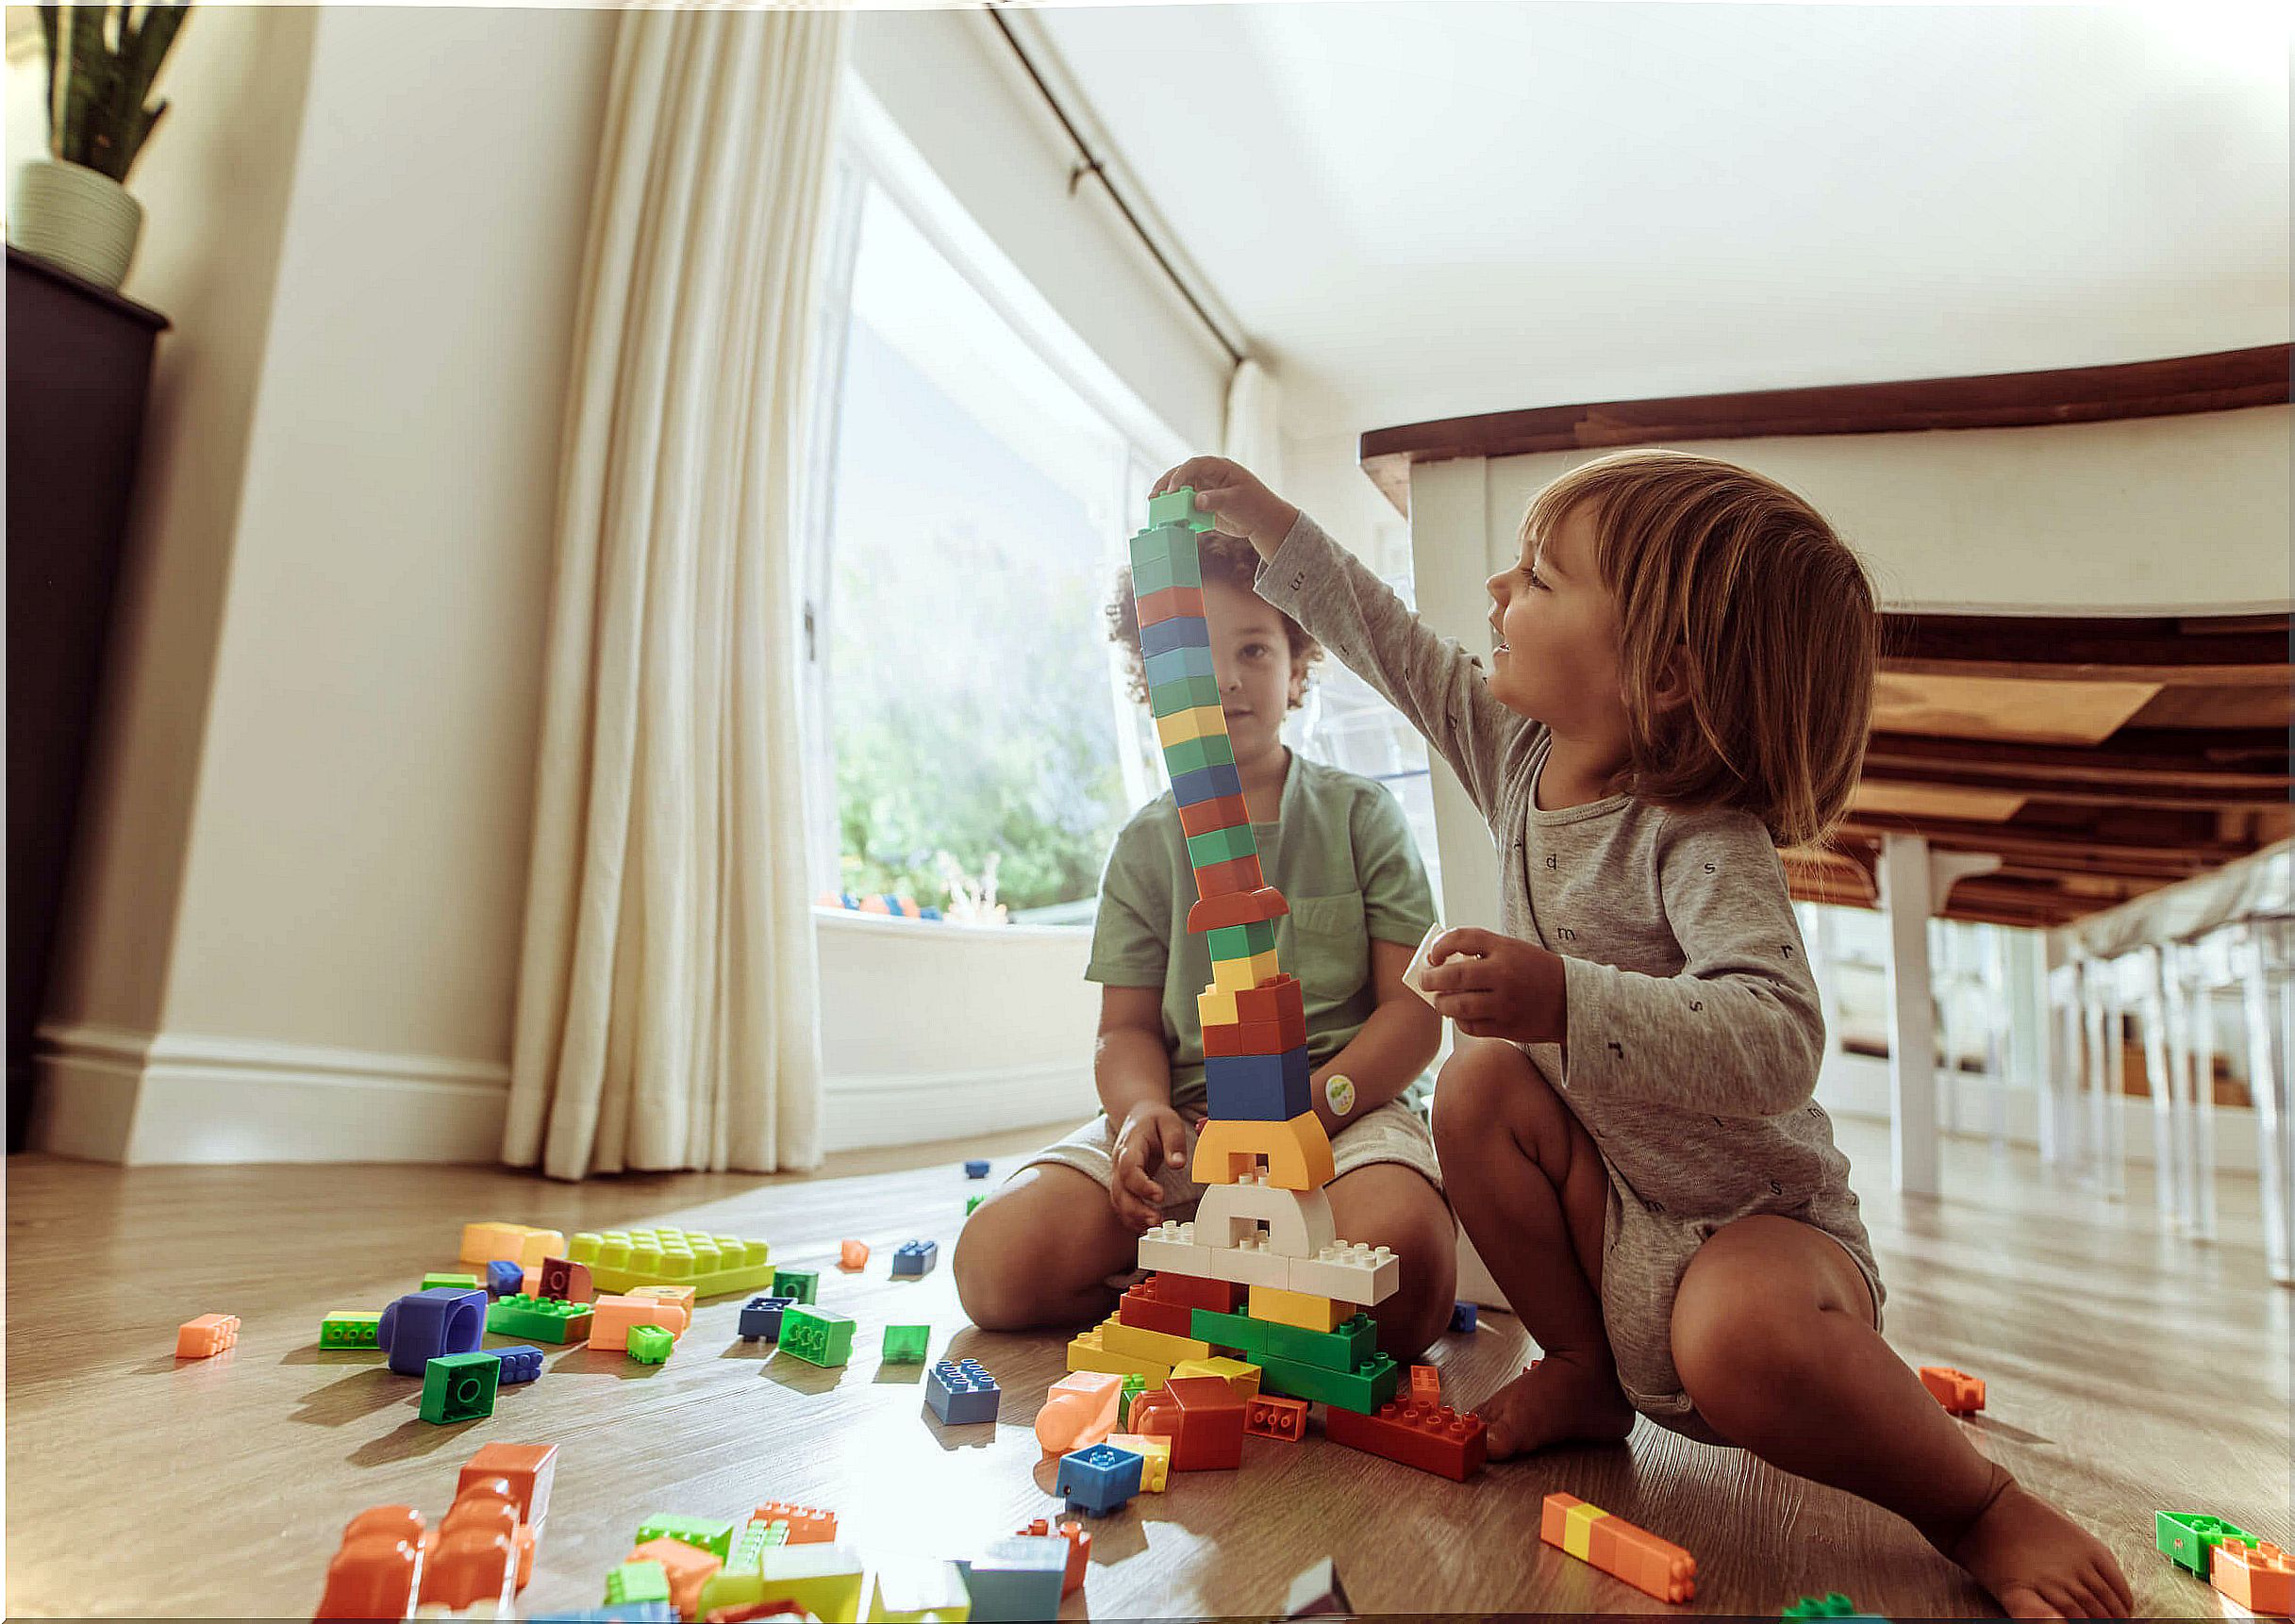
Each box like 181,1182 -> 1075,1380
7,246 -> 170,1152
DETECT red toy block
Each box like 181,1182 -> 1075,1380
1177,792 -> 1250,838
1203,1009 -> 1308,1057
1117,1278 -> 1200,1338
1190,853 -> 1266,901
1539,1492 -> 1695,1603
1155,1374 -> 1246,1470
1244,1393 -> 1309,1442
1017,1516 -> 1091,1597
751,1500 -> 838,1544
538,1256 -> 596,1303
1919,1365 -> 1985,1415
175,1313 -> 240,1359
1409,1365 -> 1441,1405
1145,1271 -> 1245,1314
839,1239 -> 869,1271
1322,1397 -> 1487,1481
1189,885 -> 1289,933
2214,1540 -> 2295,1615
1233,975 -> 1305,1025
419,1482 -> 521,1613
1134,584 -> 1206,628
316,1506 -> 425,1620
458,1442 -> 559,1524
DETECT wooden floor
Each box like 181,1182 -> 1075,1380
6,1115 -> 2287,1619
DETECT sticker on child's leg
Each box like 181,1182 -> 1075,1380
1325,1073 -> 1356,1116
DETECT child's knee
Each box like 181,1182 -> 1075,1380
952,1205 -> 1045,1331
1432,1039 -> 1526,1139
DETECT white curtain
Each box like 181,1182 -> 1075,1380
504,5 -> 848,1180
1223,355 -> 1284,484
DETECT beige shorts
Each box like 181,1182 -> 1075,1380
1019,1099 -> 1444,1288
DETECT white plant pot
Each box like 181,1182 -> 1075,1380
8,157 -> 144,291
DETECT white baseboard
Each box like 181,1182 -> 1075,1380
31,1022 -> 509,1165
820,1059 -> 1094,1153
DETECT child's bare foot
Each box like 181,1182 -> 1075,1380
1942,1474 -> 2134,1619
1477,1354 -> 1636,1460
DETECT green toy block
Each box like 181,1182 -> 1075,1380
882,1323 -> 930,1363
420,1271 -> 483,1292
626,1323 -> 674,1364
2156,1511 -> 2255,1578
1120,1371 -> 1148,1427
418,1351 -> 500,1424
320,1310 -> 383,1349
636,1514 -> 735,1562
773,1267 -> 819,1304
727,1516 -> 790,1574
1129,520 -> 1206,572
605,1559 -> 673,1606
1206,920 -> 1275,961
1161,733 -> 1236,779
487,1293 -> 592,1344
965,1194 -> 985,1216
1255,1349 -> 1399,1414
1781,1596 -> 1887,1620
1148,487 -> 1215,533
1189,1306 -> 1268,1356
567,1226 -> 773,1299
1132,541 -> 1205,597
1261,1311 -> 1377,1373
1149,672 -> 1221,718
1185,824 -> 1259,870
778,1304 -> 856,1367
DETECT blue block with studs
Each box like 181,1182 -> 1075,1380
1056,1443 -> 1144,1516
1139,615 -> 1211,659
739,1295 -> 795,1342
925,1358 -> 1000,1425
1450,1301 -> 1477,1334
891,1239 -> 938,1278
963,1159 -> 990,1178
489,1344 -> 545,1384
1169,762 -> 1244,808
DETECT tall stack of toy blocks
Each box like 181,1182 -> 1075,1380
1061,488 -> 1484,1479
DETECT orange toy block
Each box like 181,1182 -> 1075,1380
315,1506 -> 425,1620
1188,884 -> 1289,933
1918,1365 -> 1986,1416
1190,1113 -> 1336,1191
459,1442 -> 559,1525
1036,1370 -> 1125,1461
2214,1540 -> 2295,1615
1539,1492 -> 1695,1604
589,1294 -> 690,1351
1244,1393 -> 1309,1442
839,1239 -> 869,1271
1409,1365 -> 1442,1405
628,1284 -> 697,1316
419,1482 -> 522,1614
460,1221 -> 565,1269
633,1535 -> 723,1616
175,1313 -> 241,1359
752,1500 -> 838,1545
1017,1516 -> 1091,1598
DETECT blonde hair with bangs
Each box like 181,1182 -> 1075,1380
1522,449 -> 1877,848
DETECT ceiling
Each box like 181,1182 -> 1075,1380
1029,2 -> 2291,440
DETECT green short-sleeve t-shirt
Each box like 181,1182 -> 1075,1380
1086,750 -> 1439,1111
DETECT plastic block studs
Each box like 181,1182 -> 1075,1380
777,1304 -> 856,1368
1056,1443 -> 1145,1516
460,1222 -> 565,1269
1066,1321 -> 1172,1384
635,1514 -> 735,1562
485,1260 -> 525,1297
891,1239 -> 938,1277
1036,1370 -> 1125,1460
420,1351 -> 501,1424
1105,1430 -> 1171,1490
589,1295 -> 690,1351
490,1344 -> 545,1384
539,1256 -> 597,1303
1244,1393 -> 1309,1442
630,1537 -> 722,1617
379,1287 -> 488,1375
1322,1396 -> 1488,1480
1015,1517 -> 1091,1598
604,1560 -> 672,1607
459,1441 -> 559,1522
1539,1492 -> 1696,1603
1409,1364 -> 1442,1405
2213,1540 -> 2295,1615
320,1311 -> 383,1350
487,1293 -> 592,1346
565,1228 -> 774,1300
422,1271 -> 483,1292
175,1313 -> 241,1359
1449,1301 -> 1478,1334
963,1158 -> 990,1178
751,1500 -> 838,1545
772,1267 -> 819,1305
2157,1511 -> 2256,1577
882,1323 -> 930,1363
1284,1556 -> 1354,1617
1147,486 -> 1215,532
626,1324 -> 674,1364
739,1295 -> 795,1342
838,1239 -> 869,1272
316,1505 -> 426,1620
1256,1350 -> 1400,1414
1918,1365 -> 1985,1416
924,1358 -> 1000,1424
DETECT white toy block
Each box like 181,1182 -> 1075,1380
1400,920 -> 1446,1006
1137,1220 -> 1213,1277
1285,1240 -> 1401,1305
1198,1234 -> 1294,1290
1193,1176 -> 1335,1260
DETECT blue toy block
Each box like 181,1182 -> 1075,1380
1142,643 -> 1215,688
963,1159 -> 990,1179
891,1239 -> 938,1278
526,1606 -> 678,1623
375,1286 -> 488,1378
489,1344 -> 545,1384
1204,1047 -> 1313,1122
957,1537 -> 1069,1623
1139,614 -> 1210,658
1449,1301 -> 1477,1334
1170,762 -> 1244,808
1056,1443 -> 1144,1516
485,1259 -> 524,1297
925,1357 -> 1000,1425
739,1294 -> 795,1342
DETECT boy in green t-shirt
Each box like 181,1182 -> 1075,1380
952,533 -> 1457,1360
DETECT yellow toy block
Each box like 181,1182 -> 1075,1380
1197,986 -> 1240,1027
1097,1316 -> 1211,1368
1067,1322 -> 1172,1384
762,1543 -> 866,1622
869,1558 -> 974,1620
1249,1283 -> 1348,1333
1172,1355 -> 1261,1399
566,1227 -> 773,1299
1211,949 -> 1281,992
1191,1114 -> 1336,1191
459,1222 -> 565,1269
626,1284 -> 697,1315
1155,704 -> 1226,748
1106,1432 -> 1172,1491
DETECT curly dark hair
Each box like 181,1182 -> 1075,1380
1104,530 -> 1324,708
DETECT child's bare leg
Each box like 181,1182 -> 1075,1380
953,1165 -> 1144,1331
1323,1162 -> 1456,1361
1673,1217 -> 2133,1620
1430,1038 -> 1633,1457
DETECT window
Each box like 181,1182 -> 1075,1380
807,80 -> 1182,924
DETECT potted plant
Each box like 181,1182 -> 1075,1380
9,3 -> 189,290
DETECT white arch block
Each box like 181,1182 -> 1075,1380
1288,1241 -> 1400,1306
1193,1175 -> 1337,1259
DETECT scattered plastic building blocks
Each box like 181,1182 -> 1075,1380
776,1304 -> 856,1367
1056,1443 -> 1144,1516
1243,1393 -> 1309,1442
626,1324 -> 674,1364
488,1293 -> 594,1346
1918,1365 -> 1985,1416
1285,1555 -> 1354,1616
925,1358 -> 1001,1425
2158,1510 -> 2256,1577
838,1239 -> 869,1271
1449,1301 -> 1477,1334
1036,1370 -> 1125,1460
1323,1395 -> 1488,1480
1016,1516 -> 1091,1597
460,1221 -> 566,1269
316,1505 -> 426,1619
423,1271 -> 483,1292
486,1260 -> 525,1297
635,1514 -> 736,1562
964,1158 -> 990,1178
540,1256 -> 598,1303
175,1313 -> 241,1359
958,1536 -> 1067,1623
589,1294 -> 690,1352
881,1323 -> 930,1363
1540,1491 -> 1696,1603
320,1310 -> 383,1350
1781,1594 -> 1888,1619
380,1287 -> 488,1375
605,1558 -> 674,1607
702,1542 -> 862,1621
772,1267 -> 819,1305
739,1295 -> 795,1342
420,1351 -> 502,1423
1255,1349 -> 1401,1413
2213,1540 -> 2295,1615
629,1536 -> 722,1616
1105,1431 -> 1172,1489
460,1442 -> 559,1522
567,1228 -> 774,1299
752,1500 -> 838,1545
486,1345 -> 545,1385
891,1239 -> 938,1278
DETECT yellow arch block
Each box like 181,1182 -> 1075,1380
1190,1113 -> 1335,1191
